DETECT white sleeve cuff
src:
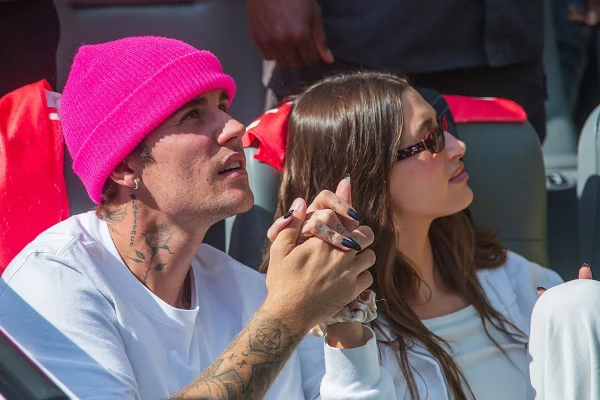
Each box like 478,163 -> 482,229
320,326 -> 395,399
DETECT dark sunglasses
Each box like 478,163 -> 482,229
396,115 -> 448,161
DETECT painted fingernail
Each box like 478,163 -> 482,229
583,263 -> 591,269
536,286 -> 546,291
343,173 -> 351,181
283,210 -> 294,219
341,237 -> 362,251
347,208 -> 361,221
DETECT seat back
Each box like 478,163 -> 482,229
459,122 -> 548,267
577,105 -> 600,268
54,0 -> 265,251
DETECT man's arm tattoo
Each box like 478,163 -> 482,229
170,308 -> 303,399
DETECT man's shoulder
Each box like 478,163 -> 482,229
3,212 -> 106,283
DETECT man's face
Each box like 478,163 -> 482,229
138,89 -> 253,226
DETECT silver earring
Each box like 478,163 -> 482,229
134,179 -> 139,190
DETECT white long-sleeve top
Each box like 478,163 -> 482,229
322,251 -> 563,400
0,211 -> 394,400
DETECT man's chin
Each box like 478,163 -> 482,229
224,190 -> 254,217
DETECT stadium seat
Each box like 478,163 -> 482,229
577,104 -> 600,270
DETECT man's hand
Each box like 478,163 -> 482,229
247,0 -> 334,68
538,263 -> 593,296
265,197 -> 375,334
568,0 -> 600,28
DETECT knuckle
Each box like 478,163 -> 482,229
319,190 -> 334,201
304,218 -> 321,233
359,249 -> 376,266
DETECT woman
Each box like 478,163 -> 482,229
261,71 -> 564,399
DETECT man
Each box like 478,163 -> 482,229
0,37 -> 391,399
248,0 -> 547,141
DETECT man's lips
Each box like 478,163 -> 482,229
218,153 -> 246,174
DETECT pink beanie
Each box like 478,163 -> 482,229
61,36 -> 236,204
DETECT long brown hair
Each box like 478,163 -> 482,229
260,71 -> 525,399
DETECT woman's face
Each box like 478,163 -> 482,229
389,88 -> 473,222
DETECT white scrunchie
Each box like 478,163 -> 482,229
310,290 -> 378,337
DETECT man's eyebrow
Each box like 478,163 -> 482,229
416,117 -> 435,136
175,96 -> 207,114
219,91 -> 230,103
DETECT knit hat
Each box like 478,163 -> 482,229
61,36 -> 236,204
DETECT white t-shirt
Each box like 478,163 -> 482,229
422,305 -> 530,399
0,211 -> 327,399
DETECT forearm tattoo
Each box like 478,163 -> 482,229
170,308 -> 303,400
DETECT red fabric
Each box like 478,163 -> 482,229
242,96 -> 527,171
242,102 -> 292,171
0,80 -> 69,274
443,94 -> 527,123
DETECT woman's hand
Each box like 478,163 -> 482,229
537,264 -> 593,296
267,177 -> 362,251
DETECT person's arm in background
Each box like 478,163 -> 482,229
567,0 -> 600,27
247,0 -> 334,68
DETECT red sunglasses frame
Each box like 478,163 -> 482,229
396,115 -> 448,161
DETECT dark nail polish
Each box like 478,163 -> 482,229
283,210 -> 294,219
343,173 -> 351,182
583,263 -> 591,269
347,209 -> 361,221
341,237 -> 362,251
536,286 -> 546,291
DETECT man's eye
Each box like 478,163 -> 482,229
219,104 -> 230,113
181,110 -> 200,122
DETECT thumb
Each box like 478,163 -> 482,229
335,175 -> 352,206
272,198 -> 307,256
311,3 -> 334,64
579,263 -> 593,279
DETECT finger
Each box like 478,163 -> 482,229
579,263 -> 593,279
335,175 -> 352,205
295,29 -> 321,66
267,209 -> 296,242
586,9 -> 599,25
350,225 -> 375,250
311,4 -> 334,64
308,190 -> 361,226
355,270 -> 374,292
568,5 -> 587,23
273,44 -> 305,68
271,198 -> 307,255
300,218 -> 362,251
302,209 -> 353,238
351,248 -> 377,277
537,286 -> 546,297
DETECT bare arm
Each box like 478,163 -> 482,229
170,305 -> 304,399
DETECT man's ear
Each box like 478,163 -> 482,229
108,153 -> 143,189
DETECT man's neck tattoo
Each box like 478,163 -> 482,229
129,223 -> 174,284
129,194 -> 138,247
